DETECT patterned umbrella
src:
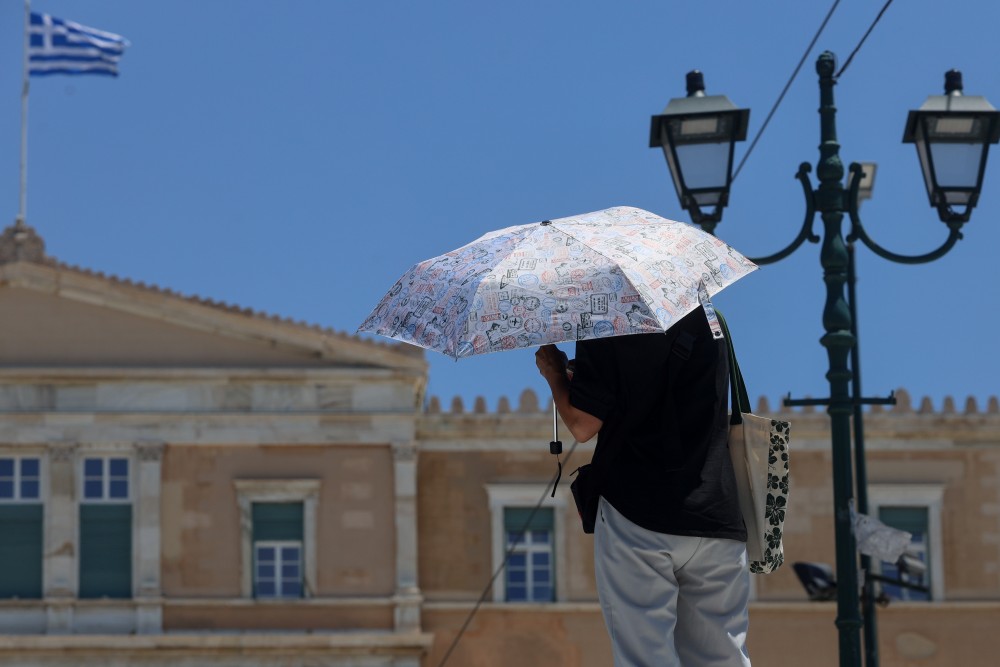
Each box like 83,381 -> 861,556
358,206 -> 757,358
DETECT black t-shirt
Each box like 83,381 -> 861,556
569,308 -> 746,541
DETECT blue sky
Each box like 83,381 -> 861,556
3,1 -> 999,414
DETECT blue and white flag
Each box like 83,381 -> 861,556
28,12 -> 129,77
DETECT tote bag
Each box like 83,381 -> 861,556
718,313 -> 790,575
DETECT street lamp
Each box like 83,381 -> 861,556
651,51 -> 997,667
849,162 -> 877,204
903,69 -> 1000,225
648,70 -> 749,233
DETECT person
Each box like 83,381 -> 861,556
535,306 -> 750,667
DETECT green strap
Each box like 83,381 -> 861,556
715,310 -> 751,423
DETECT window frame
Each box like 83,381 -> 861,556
76,447 -> 136,601
0,455 -> 43,503
876,506 -> 930,602
79,455 -> 132,503
867,484 -> 945,601
234,479 -> 319,599
485,484 -> 568,603
504,516 -> 555,602
253,539 -> 304,599
0,450 -> 46,601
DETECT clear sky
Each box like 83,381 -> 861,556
3,1 -> 999,414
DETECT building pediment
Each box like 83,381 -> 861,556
0,225 -> 423,373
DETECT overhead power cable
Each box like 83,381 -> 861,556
835,0 -> 896,79
732,0 -> 842,182
734,0 -> 898,182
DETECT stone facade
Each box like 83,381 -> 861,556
0,230 -> 431,665
2,225 -> 999,666
418,390 -> 1000,666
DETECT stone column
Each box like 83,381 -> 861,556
391,441 -> 421,632
44,442 -> 77,633
134,442 -> 164,634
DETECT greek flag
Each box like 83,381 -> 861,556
28,12 -> 129,77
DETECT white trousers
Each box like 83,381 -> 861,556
594,496 -> 752,667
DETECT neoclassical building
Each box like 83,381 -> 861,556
1,221 -> 999,667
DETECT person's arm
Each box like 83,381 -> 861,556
535,344 -> 603,442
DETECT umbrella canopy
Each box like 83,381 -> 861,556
358,206 -> 757,358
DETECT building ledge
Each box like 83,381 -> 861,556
749,600 -> 1000,611
423,601 -> 601,612
421,600 -> 1000,612
0,631 -> 433,653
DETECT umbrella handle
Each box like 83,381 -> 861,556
549,402 -> 563,498
549,402 -> 562,455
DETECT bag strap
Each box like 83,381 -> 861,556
715,310 -> 752,424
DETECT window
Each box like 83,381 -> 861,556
83,457 -> 129,500
0,457 -> 40,501
79,456 -> 132,599
485,484 -> 568,603
233,480 -> 319,599
504,507 -> 554,602
868,484 -> 945,601
877,506 -> 930,602
255,542 -> 303,598
0,456 -> 43,599
251,502 -> 304,599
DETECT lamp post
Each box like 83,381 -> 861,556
650,51 -> 1000,667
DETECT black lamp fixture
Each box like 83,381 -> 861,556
648,70 -> 749,232
903,69 -> 1000,225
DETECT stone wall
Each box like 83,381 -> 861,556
417,387 -> 1000,666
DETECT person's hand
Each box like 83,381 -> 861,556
534,344 -> 600,442
535,345 -> 569,383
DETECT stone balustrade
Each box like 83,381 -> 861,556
426,387 -> 1000,416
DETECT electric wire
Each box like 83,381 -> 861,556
733,0 -> 897,182
435,438 -> 581,667
834,0 -> 896,79
732,0 -> 842,183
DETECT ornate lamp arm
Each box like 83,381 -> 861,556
845,162 -> 964,265
747,162 -> 821,266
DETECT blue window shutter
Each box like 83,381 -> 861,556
0,504 -> 43,598
79,505 -> 132,599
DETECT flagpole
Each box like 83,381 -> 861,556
18,0 -> 30,227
